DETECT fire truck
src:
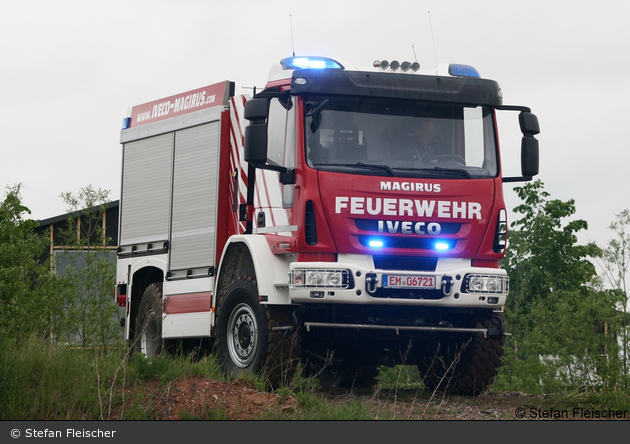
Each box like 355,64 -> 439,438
114,56 -> 539,394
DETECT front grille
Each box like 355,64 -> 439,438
370,288 -> 445,300
359,235 -> 456,250
355,219 -> 462,234
373,255 -> 437,271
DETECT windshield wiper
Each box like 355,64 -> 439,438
392,166 -> 472,178
356,163 -> 397,176
305,99 -> 330,117
312,162 -> 396,176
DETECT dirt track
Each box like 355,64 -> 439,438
107,376 -> 625,420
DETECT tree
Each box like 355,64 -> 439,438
596,209 -> 630,387
503,180 -> 600,310
498,180 -> 618,392
0,185 -> 62,340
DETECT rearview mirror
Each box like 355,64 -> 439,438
521,135 -> 539,178
519,111 -> 540,136
244,98 -> 270,164
244,123 -> 268,164
244,98 -> 269,121
501,107 -> 540,183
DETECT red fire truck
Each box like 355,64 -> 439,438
115,56 -> 539,394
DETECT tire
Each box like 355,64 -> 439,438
216,275 -> 301,389
133,283 -> 163,357
418,316 -> 505,396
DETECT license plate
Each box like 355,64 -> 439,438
382,275 -> 436,289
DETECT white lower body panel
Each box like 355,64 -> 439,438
162,312 -> 211,339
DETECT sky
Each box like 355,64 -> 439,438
2,0 -> 630,262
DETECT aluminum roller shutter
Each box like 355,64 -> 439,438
120,133 -> 173,246
169,122 -> 220,271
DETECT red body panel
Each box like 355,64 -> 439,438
315,173 -> 498,258
165,292 -> 211,314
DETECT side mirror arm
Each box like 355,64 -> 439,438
499,106 -> 540,183
250,163 -> 295,185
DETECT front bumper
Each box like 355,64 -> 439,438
288,257 -> 507,309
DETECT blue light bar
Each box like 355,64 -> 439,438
434,241 -> 451,251
368,239 -> 384,248
280,56 -> 344,70
448,64 -> 480,78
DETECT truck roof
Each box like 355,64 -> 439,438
264,56 -> 502,107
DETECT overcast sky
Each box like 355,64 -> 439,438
2,0 -> 630,258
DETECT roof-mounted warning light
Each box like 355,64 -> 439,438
374,60 -> 420,73
280,56 -> 344,70
448,64 -> 481,78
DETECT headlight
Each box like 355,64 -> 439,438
289,269 -> 350,289
463,274 -> 508,294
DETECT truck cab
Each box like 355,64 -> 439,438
239,56 -> 539,392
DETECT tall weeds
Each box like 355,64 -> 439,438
0,335 -> 123,419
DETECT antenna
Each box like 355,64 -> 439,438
290,15 -> 296,56
428,11 -> 438,68
412,45 -> 418,62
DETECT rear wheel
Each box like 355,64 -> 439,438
133,283 -> 163,357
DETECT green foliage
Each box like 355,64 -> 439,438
0,184 -> 122,348
129,352 -> 220,384
0,335 -> 124,420
267,390 -> 375,420
0,185 -> 63,339
504,180 -> 601,309
0,335 -> 227,420
596,209 -> 630,388
378,365 -> 423,391
499,180 -> 622,394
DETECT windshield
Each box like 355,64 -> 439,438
305,97 -> 498,179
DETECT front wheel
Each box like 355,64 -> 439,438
216,277 -> 268,374
216,275 -> 302,389
417,316 -> 505,396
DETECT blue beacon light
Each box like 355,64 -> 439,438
280,56 -> 344,70
448,64 -> 480,78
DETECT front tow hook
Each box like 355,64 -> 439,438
365,273 -> 379,294
441,276 -> 453,297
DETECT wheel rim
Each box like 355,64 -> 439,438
140,309 -> 158,357
227,303 -> 258,368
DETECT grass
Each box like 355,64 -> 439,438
0,335 -> 120,420
2,334 -> 629,420
0,334 -> 228,420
